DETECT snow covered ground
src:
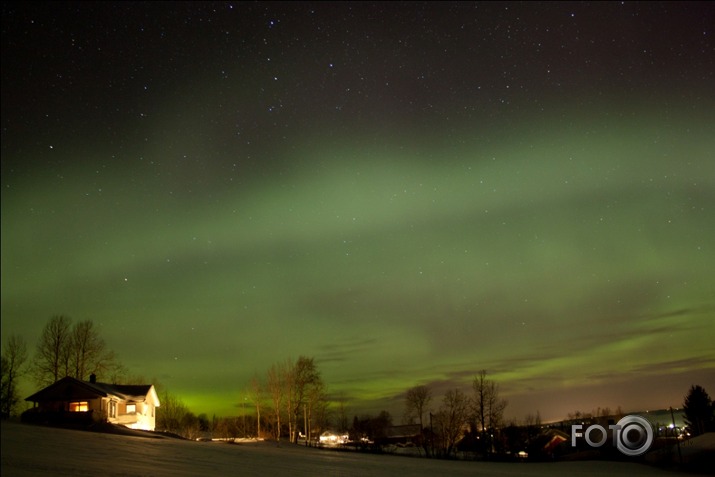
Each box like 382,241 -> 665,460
0,422 -> 698,477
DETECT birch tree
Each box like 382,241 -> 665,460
266,361 -> 286,440
247,373 -> 264,438
290,356 -> 319,443
32,315 -> 72,386
282,357 -> 296,442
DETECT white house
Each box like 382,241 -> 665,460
24,374 -> 160,431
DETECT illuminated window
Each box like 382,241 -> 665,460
126,403 -> 136,413
69,401 -> 88,412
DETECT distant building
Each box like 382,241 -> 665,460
23,374 -> 160,431
319,430 -> 349,445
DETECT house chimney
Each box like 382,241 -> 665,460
89,373 -> 97,384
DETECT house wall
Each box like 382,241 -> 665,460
129,401 -> 156,431
40,397 -> 105,418
109,400 -> 156,431
37,400 -> 64,412
26,398 -> 104,426
88,397 -> 106,420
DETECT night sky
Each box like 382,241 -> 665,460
2,1 -> 714,422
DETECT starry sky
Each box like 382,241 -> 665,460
2,1 -> 714,423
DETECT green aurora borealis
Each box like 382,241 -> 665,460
2,2 -> 714,421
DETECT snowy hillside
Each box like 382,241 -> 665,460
0,422 -> 696,477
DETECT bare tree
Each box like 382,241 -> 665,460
247,373 -> 264,438
282,357 -> 297,442
524,411 -> 541,428
32,315 -> 72,386
32,316 -> 121,386
433,389 -> 470,457
106,362 -> 131,384
266,361 -> 286,440
291,356 -> 319,443
405,384 -> 432,430
472,370 -> 507,455
1,334 -> 29,418
69,320 -> 116,380
524,410 -> 542,441
264,357 -> 325,442
405,384 -> 432,455
305,375 -> 328,443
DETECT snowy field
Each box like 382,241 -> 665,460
0,422 -> 696,477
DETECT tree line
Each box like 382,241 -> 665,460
402,370 -> 508,457
250,356 -> 326,443
151,355 -> 328,441
1,315 -> 134,419
3,316 -> 714,453
0,317 -> 329,442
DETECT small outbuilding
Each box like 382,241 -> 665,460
24,374 -> 160,431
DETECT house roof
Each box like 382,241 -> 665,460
26,376 -> 160,406
88,382 -> 155,402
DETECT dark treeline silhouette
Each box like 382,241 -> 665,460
683,384 -> 714,436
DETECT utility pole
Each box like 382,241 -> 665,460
303,403 -> 308,446
670,407 -> 682,464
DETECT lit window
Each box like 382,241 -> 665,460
69,402 -> 88,412
126,403 -> 136,413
